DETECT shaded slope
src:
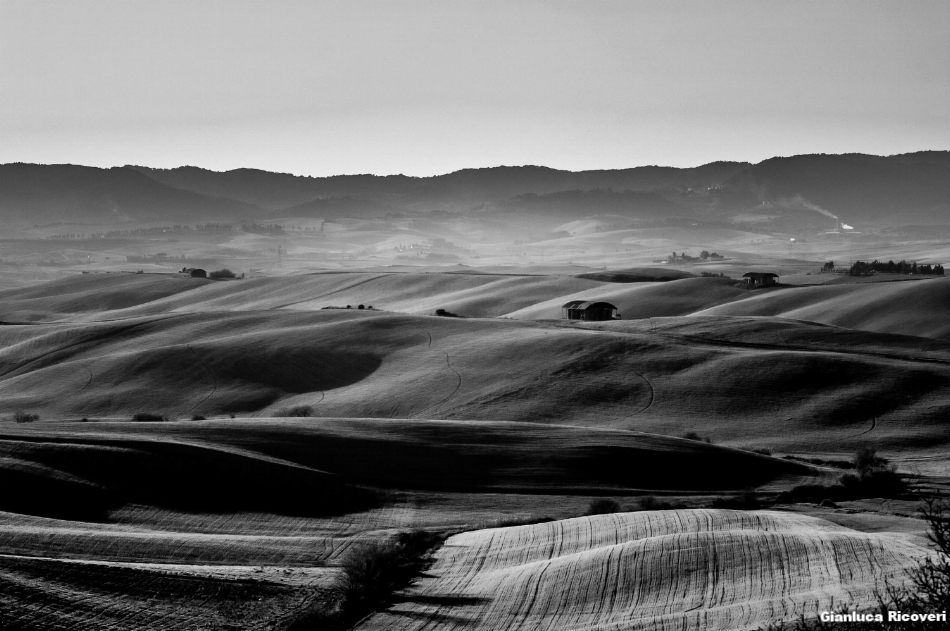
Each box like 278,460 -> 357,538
0,432 -> 375,518
694,277 -> 950,340
3,418 -> 814,495
358,510 -> 932,631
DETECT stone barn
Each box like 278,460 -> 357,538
561,300 -> 621,321
742,272 -> 778,287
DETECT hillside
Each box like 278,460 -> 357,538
3,282 -> 950,455
694,277 -> 950,340
358,510 -> 933,631
720,152 -> 950,221
0,163 -> 259,225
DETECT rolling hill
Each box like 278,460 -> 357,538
357,510 -> 933,631
694,276 -> 950,340
3,274 -> 950,456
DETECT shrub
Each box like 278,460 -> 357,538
741,446 -> 773,456
711,492 -> 761,510
435,308 -> 459,317
13,411 -> 39,423
288,530 -> 444,630
681,431 -> 711,443
191,414 -> 206,421
131,412 -> 167,422
585,498 -> 623,516
777,449 -> 908,504
276,405 -> 314,418
208,268 -> 236,279
358,304 -> 365,310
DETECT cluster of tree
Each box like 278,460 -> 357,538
669,251 -> 695,261
241,223 -> 284,235
699,250 -> 724,260
50,224 -> 235,240
128,254 -> 219,266
428,237 -> 473,253
848,260 -> 945,276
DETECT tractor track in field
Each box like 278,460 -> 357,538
849,416 -> 878,438
651,330 -> 950,368
410,327 -> 464,419
0,315 -> 188,382
270,274 -> 390,309
413,353 -> 463,420
181,345 -> 218,416
628,369 -> 655,415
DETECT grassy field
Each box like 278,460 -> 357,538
356,510 -> 934,631
2,270 -> 948,629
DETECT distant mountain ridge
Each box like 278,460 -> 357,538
0,163 -> 260,226
1,152 -> 948,227
132,162 -> 750,211
720,152 -> 950,220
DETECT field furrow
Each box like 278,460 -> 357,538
357,510 -> 933,631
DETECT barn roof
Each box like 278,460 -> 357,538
563,300 -> 618,310
742,272 -> 778,278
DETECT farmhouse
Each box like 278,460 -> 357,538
562,300 -> 621,321
742,272 -> 778,287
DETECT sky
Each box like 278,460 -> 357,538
1,0 -> 948,176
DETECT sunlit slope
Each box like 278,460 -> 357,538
358,510 -> 932,631
4,311 -> 950,451
0,273 -> 209,321
504,277 -> 746,319
695,277 -> 950,340
58,271 -> 607,319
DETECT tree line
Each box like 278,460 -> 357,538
823,260 -> 945,276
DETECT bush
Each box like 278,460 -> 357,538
711,492 -> 761,510
276,405 -> 314,418
585,498 -> 623,516
191,414 -> 206,421
681,431 -> 711,443
131,412 -> 167,422
435,308 -> 459,317
13,411 -> 39,423
287,530 -> 444,631
777,449 -> 908,504
635,495 -> 685,511
208,268 -> 236,279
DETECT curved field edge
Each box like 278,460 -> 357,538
356,509 -> 934,631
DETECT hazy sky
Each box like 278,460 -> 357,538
1,0 -> 948,176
